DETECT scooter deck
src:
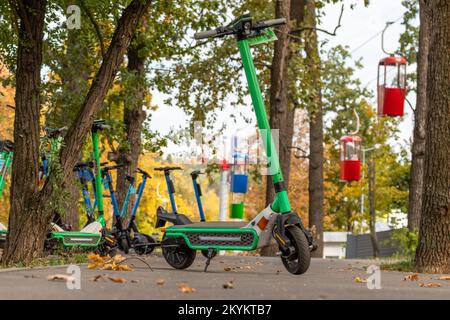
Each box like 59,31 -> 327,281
50,231 -> 102,247
170,221 -> 248,228
165,222 -> 258,251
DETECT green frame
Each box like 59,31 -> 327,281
50,231 -> 102,247
165,227 -> 258,250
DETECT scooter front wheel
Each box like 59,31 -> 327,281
280,225 -> 311,275
162,236 -> 196,269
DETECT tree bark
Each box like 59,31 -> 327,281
408,0 -> 430,232
3,0 -> 151,264
368,158 -> 380,258
305,0 -> 324,258
265,0 -> 292,206
116,35 -> 147,219
415,0 -> 450,274
2,0 -> 48,264
261,0 -> 292,257
57,19 -> 91,230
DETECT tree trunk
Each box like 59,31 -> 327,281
265,0 -> 292,206
305,0 -> 324,258
116,35 -> 147,219
368,158 -> 380,258
261,0 -> 291,257
3,0 -> 151,264
408,0 -> 430,232
2,0 -> 48,264
415,0 -> 450,274
57,21 -> 91,231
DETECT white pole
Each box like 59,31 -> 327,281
219,166 -> 229,222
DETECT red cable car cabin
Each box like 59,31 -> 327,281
340,136 -> 361,182
377,56 -> 407,117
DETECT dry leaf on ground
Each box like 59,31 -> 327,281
87,253 -> 133,272
437,276 -> 450,281
179,283 -> 196,293
404,274 -> 419,281
223,281 -> 234,289
108,276 -> 127,283
91,275 -> 107,282
354,276 -> 367,283
156,278 -> 165,285
419,282 -> 441,288
47,274 -> 74,282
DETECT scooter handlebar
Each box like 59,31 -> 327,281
137,168 -> 151,177
254,18 -> 286,29
194,29 -> 219,40
154,166 -> 182,172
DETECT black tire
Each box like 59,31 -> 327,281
162,236 -> 196,269
133,234 -> 156,255
201,249 -> 218,259
280,225 -> 311,275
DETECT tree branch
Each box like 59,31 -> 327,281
289,146 -> 309,159
79,0 -> 106,58
290,4 -> 344,37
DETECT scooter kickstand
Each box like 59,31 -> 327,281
204,248 -> 215,272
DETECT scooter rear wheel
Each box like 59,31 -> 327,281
280,225 -> 311,275
162,236 -> 196,269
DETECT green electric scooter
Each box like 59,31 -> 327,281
47,120 -> 115,252
156,14 -> 316,274
0,140 -> 13,247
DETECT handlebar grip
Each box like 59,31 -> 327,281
259,18 -> 286,28
194,29 -> 219,40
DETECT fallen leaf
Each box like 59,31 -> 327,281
276,270 -> 281,275
108,276 -> 127,283
354,276 -> 367,283
404,274 -> 419,281
131,280 -> 139,284
179,283 -> 196,293
437,276 -> 450,281
223,281 -> 234,289
419,282 -> 441,288
156,278 -> 165,286
47,274 -> 73,282
112,255 -> 126,264
91,275 -> 106,282
224,267 -> 232,272
87,254 -> 132,272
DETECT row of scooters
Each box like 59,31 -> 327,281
0,120 -> 207,257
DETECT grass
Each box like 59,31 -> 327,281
380,257 -> 415,272
0,249 -> 90,269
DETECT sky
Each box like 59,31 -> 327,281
148,0 -> 417,156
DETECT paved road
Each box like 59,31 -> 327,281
0,255 -> 449,299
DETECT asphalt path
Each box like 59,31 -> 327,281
0,255 -> 449,299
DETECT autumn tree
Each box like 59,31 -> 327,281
415,0 -> 450,274
2,0 -> 151,264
